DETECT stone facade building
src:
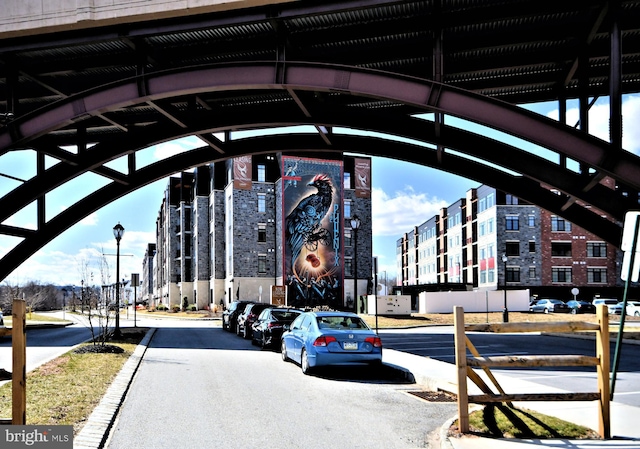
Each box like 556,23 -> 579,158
146,153 -> 372,311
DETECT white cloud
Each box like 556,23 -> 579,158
79,212 -> 98,226
546,94 -> 640,155
372,186 -> 448,237
153,136 -> 201,160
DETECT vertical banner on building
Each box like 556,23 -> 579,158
354,157 -> 371,198
233,156 -> 252,190
283,156 -> 343,309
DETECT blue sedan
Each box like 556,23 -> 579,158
281,311 -> 383,374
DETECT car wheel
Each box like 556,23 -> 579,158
243,325 -> 250,339
262,333 -> 268,349
571,309 -> 577,315
544,308 -> 549,314
635,311 -> 640,317
222,320 -> 227,331
301,348 -> 312,375
281,340 -> 289,361
236,322 -> 242,336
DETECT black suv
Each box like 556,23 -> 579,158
236,303 -> 273,339
222,301 -> 254,332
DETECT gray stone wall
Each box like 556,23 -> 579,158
193,195 -> 210,281
496,205 -> 541,287
212,191 -> 226,280
232,183 -> 277,278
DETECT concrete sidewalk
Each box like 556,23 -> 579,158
382,349 -> 640,449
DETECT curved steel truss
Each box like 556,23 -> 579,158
1,61 -> 638,280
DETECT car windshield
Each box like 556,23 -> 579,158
272,310 -> 300,320
316,316 -> 368,329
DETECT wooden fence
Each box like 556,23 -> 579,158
454,305 -> 610,439
0,298 -> 26,425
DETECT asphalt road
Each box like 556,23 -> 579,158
379,326 -> 640,408
0,318 -> 92,378
105,323 -> 458,449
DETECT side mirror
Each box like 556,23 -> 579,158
283,324 -> 290,332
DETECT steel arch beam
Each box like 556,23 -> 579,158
1,62 -> 637,279
0,133 -> 624,280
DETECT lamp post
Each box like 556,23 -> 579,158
502,253 -> 509,322
350,214 -> 361,313
113,222 -> 125,338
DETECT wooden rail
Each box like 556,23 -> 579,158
454,305 -> 610,439
0,299 -> 27,425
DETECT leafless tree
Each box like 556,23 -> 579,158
77,252 -> 113,346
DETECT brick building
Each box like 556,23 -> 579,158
397,184 -> 623,304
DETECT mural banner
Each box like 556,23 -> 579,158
354,157 -> 371,198
233,156 -> 252,190
282,156 -> 343,309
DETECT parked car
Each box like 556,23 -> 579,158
529,299 -> 570,314
608,302 -> 625,315
626,301 -> 640,316
236,303 -> 273,339
566,300 -> 596,314
252,307 -> 302,348
222,300 -> 255,332
0,310 -> 4,328
281,311 -> 383,374
592,298 -> 619,312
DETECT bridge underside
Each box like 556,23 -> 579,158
1,0 -> 640,280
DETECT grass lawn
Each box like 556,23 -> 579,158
450,404 -> 600,439
0,328 -> 145,435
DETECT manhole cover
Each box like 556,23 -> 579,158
408,390 -> 457,402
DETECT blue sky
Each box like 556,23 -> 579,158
1,95 -> 640,287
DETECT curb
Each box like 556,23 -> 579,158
74,328 -> 156,449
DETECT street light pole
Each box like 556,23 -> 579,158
502,253 -> 509,322
350,214 -> 361,313
113,222 -> 125,338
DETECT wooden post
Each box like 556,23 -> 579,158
454,306 -> 469,432
595,305 -> 610,439
12,298 -> 26,425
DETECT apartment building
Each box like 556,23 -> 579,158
397,184 -> 622,302
146,153 -> 373,311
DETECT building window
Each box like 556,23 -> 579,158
505,241 -> 519,256
258,254 -> 267,274
529,266 -> 536,279
587,242 -> 607,258
479,221 -> 486,236
345,258 -> 353,276
345,230 -> 352,247
344,172 -> 351,189
588,267 -> 607,283
552,267 -> 572,283
551,216 -> 571,232
257,194 -> 266,213
528,241 -> 536,253
344,200 -> 351,220
506,194 -> 518,205
487,193 -> 495,208
478,198 -> 486,212
257,164 -> 266,182
551,242 -> 572,257
528,215 -> 535,227
258,223 -> 266,243
506,267 -> 520,282
506,216 -> 519,230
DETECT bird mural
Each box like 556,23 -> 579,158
286,173 -> 333,268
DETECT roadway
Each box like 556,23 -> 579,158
105,321 -> 456,449
379,326 -> 640,408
